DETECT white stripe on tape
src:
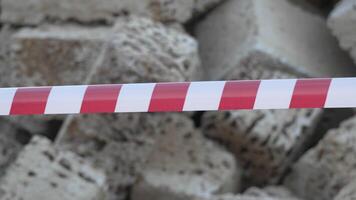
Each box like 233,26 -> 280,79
115,83 -> 155,113
0,88 -> 17,115
183,81 -> 226,111
254,79 -> 296,109
45,85 -> 87,114
325,78 -> 356,108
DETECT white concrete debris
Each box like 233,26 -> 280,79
196,0 -> 355,80
60,113 -> 205,200
328,0 -> 356,64
334,179 -> 356,200
0,136 -> 107,200
91,16 -> 201,84
1,0 -> 224,25
285,116 -> 356,200
244,186 -> 301,200
8,17 -> 200,87
202,109 -> 322,186
131,129 -> 240,200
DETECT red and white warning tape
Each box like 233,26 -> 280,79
1,78 -> 355,115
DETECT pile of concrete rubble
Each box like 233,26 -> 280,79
0,0 -> 356,199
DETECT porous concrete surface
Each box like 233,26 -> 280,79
1,0 -> 223,25
202,109 -> 322,186
0,119 -> 29,174
195,0 -> 355,80
193,186 -> 301,200
284,116 -> 356,200
8,25 -> 108,86
0,136 -> 107,200
91,16 -> 201,84
334,179 -> 356,200
131,129 -> 239,200
328,0 -> 356,64
60,113 -> 206,200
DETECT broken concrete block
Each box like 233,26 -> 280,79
335,179 -> 356,200
131,129 -> 239,200
60,113 -> 200,200
328,0 -> 356,64
195,0 -> 355,80
6,17 -> 199,87
284,116 -> 356,200
1,0 -> 223,25
91,16 -> 201,84
202,109 -> 322,186
0,136 -> 107,200
8,25 -> 107,86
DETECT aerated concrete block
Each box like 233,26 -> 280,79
0,136 -> 107,200
60,113 -> 201,200
284,116 -> 356,200
1,0 -> 224,25
328,0 -> 356,64
9,25 -> 107,86
202,109 -> 322,186
131,129 -> 240,200
91,16 -> 201,84
196,0 -> 355,80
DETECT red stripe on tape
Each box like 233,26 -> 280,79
149,82 -> 190,112
10,87 -> 52,115
219,80 -> 261,110
81,84 -> 122,113
290,78 -> 331,108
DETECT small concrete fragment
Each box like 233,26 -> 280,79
60,113 -> 200,200
284,116 -> 356,200
1,0 -> 224,25
131,127 -> 239,200
0,136 -> 107,200
92,16 -> 201,84
196,0 -> 355,80
328,0 -> 356,64
202,109 -> 322,186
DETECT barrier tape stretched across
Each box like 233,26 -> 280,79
1,77 -> 355,115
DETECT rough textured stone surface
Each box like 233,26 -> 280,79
1,0 -> 224,25
202,109 -> 322,186
92,17 -> 200,83
131,129 -> 239,200
8,25 -> 107,86
335,179 -> 356,200
285,116 -> 356,200
5,17 -> 200,87
195,0 -> 355,80
244,186 -> 301,200
0,136 -> 107,200
0,119 -> 30,174
60,113 -> 199,200
193,186 -> 301,200
328,0 -> 356,64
